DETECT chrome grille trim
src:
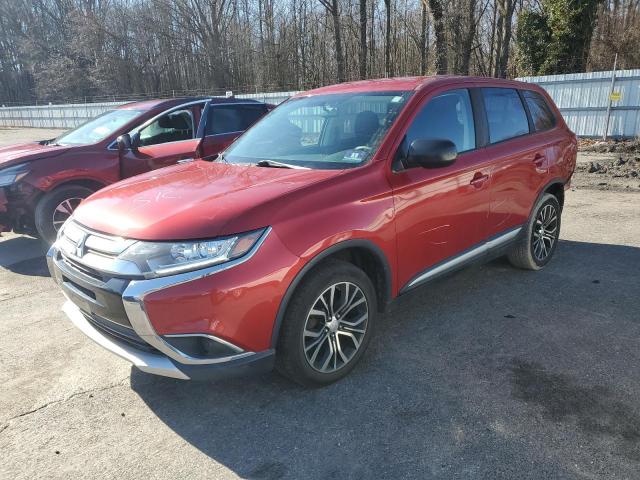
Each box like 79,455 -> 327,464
56,220 -> 142,277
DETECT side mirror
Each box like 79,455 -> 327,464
117,133 -> 140,153
406,139 -> 457,169
116,134 -> 132,152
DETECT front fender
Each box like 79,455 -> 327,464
269,237 -> 394,349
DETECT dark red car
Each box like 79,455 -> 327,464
0,97 -> 271,243
48,76 -> 576,386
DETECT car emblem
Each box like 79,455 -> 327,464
75,232 -> 88,257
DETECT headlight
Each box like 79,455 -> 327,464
119,228 -> 268,277
0,164 -> 29,187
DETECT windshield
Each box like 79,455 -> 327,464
223,91 -> 412,169
55,109 -> 143,146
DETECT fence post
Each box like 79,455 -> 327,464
603,53 -> 618,141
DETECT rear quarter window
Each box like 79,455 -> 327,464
523,90 -> 556,132
482,88 -> 530,144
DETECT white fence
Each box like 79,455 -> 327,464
0,91 -> 297,129
518,69 -> 640,138
2,72 -> 640,138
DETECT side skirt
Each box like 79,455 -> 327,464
399,226 -> 523,295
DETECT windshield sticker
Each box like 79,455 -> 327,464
343,148 -> 369,163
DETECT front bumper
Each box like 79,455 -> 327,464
48,245 -> 275,380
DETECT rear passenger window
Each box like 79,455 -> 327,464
482,88 -> 529,143
206,105 -> 266,136
523,90 -> 555,131
404,88 -> 476,154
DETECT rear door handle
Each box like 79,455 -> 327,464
533,153 -> 546,167
470,172 -> 489,187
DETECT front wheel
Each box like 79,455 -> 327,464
276,259 -> 377,387
507,193 -> 561,270
35,185 -> 94,245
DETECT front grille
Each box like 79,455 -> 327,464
83,312 -> 159,354
62,255 -> 104,281
53,246 -> 133,328
56,221 -> 142,278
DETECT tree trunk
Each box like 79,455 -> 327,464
494,0 -> 515,78
359,0 -> 367,79
384,0 -> 392,77
319,0 -> 345,83
428,0 -> 447,74
420,0 -> 428,74
460,0 -> 476,75
488,0 -> 497,75
332,0 -> 345,82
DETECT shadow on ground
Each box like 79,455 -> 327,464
0,234 -> 49,277
130,240 -> 640,479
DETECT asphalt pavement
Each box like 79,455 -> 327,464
1,187 -> 639,479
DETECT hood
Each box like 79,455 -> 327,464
73,161 -> 343,240
0,142 -> 72,169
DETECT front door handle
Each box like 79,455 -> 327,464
177,157 -> 195,164
470,172 -> 489,187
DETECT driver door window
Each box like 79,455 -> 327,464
138,109 -> 194,147
404,89 -> 476,154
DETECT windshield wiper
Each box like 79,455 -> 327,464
255,159 -> 309,170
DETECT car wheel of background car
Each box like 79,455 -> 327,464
35,185 -> 94,245
276,259 -> 377,387
507,193 -> 561,270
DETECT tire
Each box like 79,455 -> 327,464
35,185 -> 94,245
276,259 -> 377,387
507,193 -> 561,270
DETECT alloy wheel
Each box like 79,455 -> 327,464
302,281 -> 369,373
532,203 -> 558,262
52,197 -> 83,231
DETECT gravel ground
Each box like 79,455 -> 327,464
0,127 -> 66,146
1,129 -> 640,479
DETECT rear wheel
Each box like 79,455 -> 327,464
35,185 -> 94,245
507,193 -> 561,270
276,259 -> 376,387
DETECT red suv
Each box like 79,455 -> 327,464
47,76 -> 576,386
0,97 -> 270,243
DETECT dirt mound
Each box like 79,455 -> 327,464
579,139 -> 640,154
577,156 -> 640,177
573,154 -> 640,191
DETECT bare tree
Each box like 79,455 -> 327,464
360,0 -> 367,79
420,0 -> 429,74
493,0 -> 517,78
319,0 -> 345,82
384,0 -> 392,76
428,0 -> 448,74
0,0 -> 635,105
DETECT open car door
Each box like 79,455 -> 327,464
196,101 -> 270,160
120,103 -> 205,177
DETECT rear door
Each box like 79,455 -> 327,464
197,103 -> 269,160
479,88 -> 548,234
120,102 -> 204,178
